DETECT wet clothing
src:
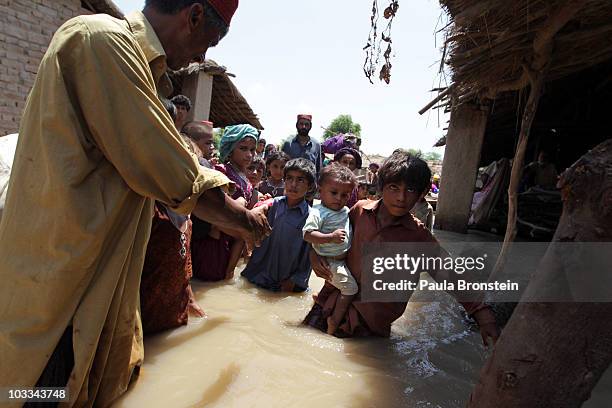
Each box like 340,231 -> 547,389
327,259 -> 358,296
140,203 -> 193,335
304,200 -> 488,337
303,204 -> 356,295
242,197 -> 312,291
192,163 -> 252,281
0,12 -> 230,406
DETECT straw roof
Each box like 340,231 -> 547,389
170,61 -> 263,130
438,0 -> 612,104
83,0 -> 124,18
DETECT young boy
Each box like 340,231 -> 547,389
304,151 -> 498,344
241,159 -> 316,292
259,151 -> 290,198
303,164 -> 358,334
182,120 -> 216,162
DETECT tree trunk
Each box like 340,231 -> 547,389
468,139 -> 612,407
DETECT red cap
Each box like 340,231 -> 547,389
207,0 -> 239,26
201,120 -> 213,127
297,114 -> 312,122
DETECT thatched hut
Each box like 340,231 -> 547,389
423,0 -> 612,236
169,60 -> 263,130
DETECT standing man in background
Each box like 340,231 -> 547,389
282,114 -> 323,176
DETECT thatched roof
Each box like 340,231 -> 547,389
83,0 -> 124,18
437,0 -> 612,105
170,61 -> 263,130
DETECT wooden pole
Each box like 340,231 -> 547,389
488,0 -> 586,281
489,68 -> 544,281
418,87 -> 451,115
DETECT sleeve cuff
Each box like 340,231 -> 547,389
171,167 -> 233,215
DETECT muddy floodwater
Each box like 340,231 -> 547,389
115,231 -> 612,407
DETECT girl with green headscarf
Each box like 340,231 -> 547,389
192,124 -> 260,282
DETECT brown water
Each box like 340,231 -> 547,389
115,266 -> 491,408
115,230 -> 612,408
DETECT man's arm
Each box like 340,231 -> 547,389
66,23 -> 228,215
192,187 -> 270,246
309,248 -> 332,281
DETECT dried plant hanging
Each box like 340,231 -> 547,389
363,0 -> 399,84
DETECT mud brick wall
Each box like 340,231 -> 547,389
0,0 -> 94,136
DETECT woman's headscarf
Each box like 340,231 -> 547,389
219,124 -> 259,163
334,147 -> 362,169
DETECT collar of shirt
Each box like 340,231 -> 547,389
125,11 -> 172,96
292,135 -> 312,148
277,196 -> 309,216
362,199 -> 417,231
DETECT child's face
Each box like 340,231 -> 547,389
381,181 -> 422,217
284,170 -> 310,203
357,185 -> 368,200
257,140 -> 265,154
319,179 -> 354,211
229,137 -> 256,171
196,129 -> 215,160
246,164 -> 263,186
338,154 -> 357,171
268,159 -> 286,181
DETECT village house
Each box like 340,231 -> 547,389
423,0 -> 612,238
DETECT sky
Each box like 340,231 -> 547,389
114,0 -> 450,157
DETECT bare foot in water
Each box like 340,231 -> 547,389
188,301 -> 207,318
326,316 -> 338,335
187,285 -> 206,317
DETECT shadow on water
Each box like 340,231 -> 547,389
187,363 -> 241,408
143,316 -> 230,366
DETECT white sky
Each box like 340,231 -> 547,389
113,0 -> 450,156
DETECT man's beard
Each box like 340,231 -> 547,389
297,129 -> 310,137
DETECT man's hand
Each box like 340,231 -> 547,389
193,187 -> 271,247
236,196 -> 248,207
242,204 -> 271,247
473,308 -> 499,347
309,249 -> 332,281
330,229 -> 347,244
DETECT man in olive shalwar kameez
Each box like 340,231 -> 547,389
0,1 -> 270,407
